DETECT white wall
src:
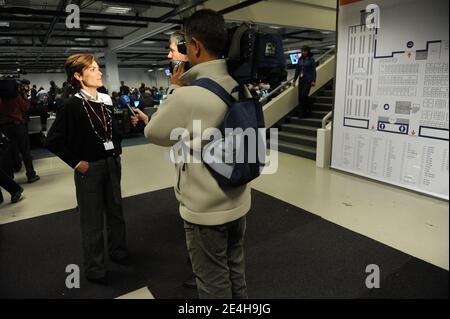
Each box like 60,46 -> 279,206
117,68 -> 170,91
24,68 -> 171,93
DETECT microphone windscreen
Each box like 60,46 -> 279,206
119,95 -> 131,107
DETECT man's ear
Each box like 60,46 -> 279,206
191,37 -> 202,58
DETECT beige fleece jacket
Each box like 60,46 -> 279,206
144,59 -> 251,226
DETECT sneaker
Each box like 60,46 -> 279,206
27,175 -> 40,183
11,187 -> 24,204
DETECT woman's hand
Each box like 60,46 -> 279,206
76,161 -> 89,174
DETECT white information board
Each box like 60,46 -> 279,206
332,0 -> 449,200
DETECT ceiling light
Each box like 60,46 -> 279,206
142,40 -> 156,44
87,25 -> 107,31
69,47 -> 93,51
269,25 -> 281,29
0,22 -> 10,27
0,36 -> 13,40
74,38 -> 91,41
104,6 -> 132,14
147,69 -> 154,72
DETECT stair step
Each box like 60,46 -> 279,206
318,90 -> 334,97
315,96 -> 334,102
276,131 -> 317,147
281,123 -> 318,136
270,141 -> 316,160
310,111 -> 329,119
312,102 -> 333,111
290,117 -> 323,127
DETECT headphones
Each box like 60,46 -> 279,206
177,34 -> 187,55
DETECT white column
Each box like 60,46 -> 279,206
103,50 -> 121,93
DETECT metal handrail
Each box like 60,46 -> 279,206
259,47 -> 336,104
259,78 -> 294,104
322,111 -> 333,129
315,47 -> 336,64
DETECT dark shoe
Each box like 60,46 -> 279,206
13,164 -> 22,173
27,175 -> 40,183
110,255 -> 130,266
87,275 -> 108,285
11,187 -> 24,204
183,275 -> 197,289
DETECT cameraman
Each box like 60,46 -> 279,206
132,9 -> 251,299
0,78 -> 40,183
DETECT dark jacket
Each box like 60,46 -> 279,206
294,58 -> 317,83
45,94 -> 122,168
0,95 -> 30,125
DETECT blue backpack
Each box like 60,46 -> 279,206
193,78 -> 266,187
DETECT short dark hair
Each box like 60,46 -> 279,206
301,46 -> 313,56
183,9 -> 228,57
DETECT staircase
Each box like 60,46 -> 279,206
275,81 -> 334,160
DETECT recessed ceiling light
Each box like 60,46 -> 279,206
147,69 -> 154,72
0,22 -> 10,27
69,47 -> 92,51
142,40 -> 156,44
87,25 -> 107,31
75,38 -> 91,41
104,6 -> 132,14
0,36 -> 13,40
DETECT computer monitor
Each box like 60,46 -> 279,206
290,52 -> 302,65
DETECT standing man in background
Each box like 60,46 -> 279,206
0,78 -> 40,183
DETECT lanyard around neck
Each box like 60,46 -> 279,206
81,97 -> 112,142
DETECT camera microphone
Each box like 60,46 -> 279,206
119,95 -> 136,116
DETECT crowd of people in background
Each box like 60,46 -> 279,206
0,77 -> 168,205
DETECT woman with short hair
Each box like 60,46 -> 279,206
293,46 -> 317,118
46,54 -> 129,285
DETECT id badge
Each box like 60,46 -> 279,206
104,141 -> 114,151
300,72 -> 304,78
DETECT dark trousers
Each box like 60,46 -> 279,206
0,123 -> 36,178
298,79 -> 313,116
0,168 -> 20,201
184,216 -> 248,299
74,157 -> 128,279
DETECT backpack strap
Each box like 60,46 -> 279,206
193,78 -> 238,109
